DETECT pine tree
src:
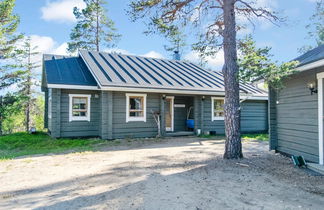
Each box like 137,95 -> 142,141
0,0 -> 23,89
68,0 -> 120,53
129,0 -> 281,159
14,37 -> 40,132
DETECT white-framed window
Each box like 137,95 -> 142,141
211,97 -> 225,121
126,93 -> 147,122
69,94 -> 91,122
48,89 -> 52,119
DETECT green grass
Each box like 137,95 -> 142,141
0,132 -> 120,160
200,133 -> 269,141
241,133 -> 269,141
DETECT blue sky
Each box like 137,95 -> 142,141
14,0 -> 320,70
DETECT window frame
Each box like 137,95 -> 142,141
126,93 -> 147,122
211,97 -> 225,121
69,94 -> 91,122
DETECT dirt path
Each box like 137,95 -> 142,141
0,137 -> 323,210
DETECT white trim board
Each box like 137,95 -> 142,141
125,93 -> 147,123
211,97 -> 225,121
317,73 -> 324,165
69,94 -> 91,122
296,59 -> 324,72
48,84 -> 99,90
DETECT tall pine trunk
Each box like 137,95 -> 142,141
96,0 -> 100,51
222,0 -> 242,159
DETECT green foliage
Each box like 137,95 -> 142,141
300,0 -> 324,53
1,94 -> 44,134
238,35 -> 299,89
0,0 -> 24,89
241,133 -> 269,141
68,0 -> 121,53
0,132 -> 120,159
128,1 -> 280,62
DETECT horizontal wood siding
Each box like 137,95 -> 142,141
60,89 -> 101,137
241,100 -> 268,133
203,96 -> 268,134
112,92 -> 159,139
274,68 -> 322,162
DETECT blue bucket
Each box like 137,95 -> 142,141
186,119 -> 195,129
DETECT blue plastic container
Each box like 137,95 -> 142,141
186,119 -> 195,129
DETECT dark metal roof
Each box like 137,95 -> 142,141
43,54 -> 97,86
294,44 -> 324,67
79,50 -> 266,96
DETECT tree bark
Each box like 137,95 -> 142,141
96,0 -> 100,51
222,0 -> 243,159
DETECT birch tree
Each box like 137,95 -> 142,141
129,0 -> 280,159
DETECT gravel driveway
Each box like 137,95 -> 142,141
1,136 -> 323,210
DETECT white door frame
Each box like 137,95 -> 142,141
165,96 -> 174,132
316,72 -> 324,165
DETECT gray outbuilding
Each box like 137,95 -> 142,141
42,50 -> 268,140
269,44 -> 324,165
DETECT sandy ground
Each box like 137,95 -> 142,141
0,137 -> 324,210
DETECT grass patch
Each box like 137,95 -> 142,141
200,133 -> 269,141
241,133 -> 269,141
0,132 -> 120,160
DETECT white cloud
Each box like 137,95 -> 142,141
184,50 -> 224,70
52,42 -> 69,55
41,0 -> 86,23
103,48 -> 131,55
141,51 -> 165,59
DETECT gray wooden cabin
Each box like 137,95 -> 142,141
269,44 -> 324,164
41,50 -> 268,140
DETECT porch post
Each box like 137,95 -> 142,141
160,94 -> 166,136
317,73 -> 324,165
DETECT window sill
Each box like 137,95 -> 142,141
212,117 -> 224,121
126,117 -> 146,123
69,117 -> 90,122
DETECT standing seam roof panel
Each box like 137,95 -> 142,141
149,59 -> 194,87
179,62 -> 223,88
168,60 -> 214,88
97,53 -> 127,83
125,56 -> 163,86
120,55 -> 161,85
171,60 -> 221,88
135,56 -> 176,86
116,55 -> 152,84
143,58 -> 184,86
158,59 -> 205,88
81,51 -> 112,84
72,57 -> 89,82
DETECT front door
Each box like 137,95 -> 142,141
165,96 -> 174,132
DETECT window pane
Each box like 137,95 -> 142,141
79,104 -> 86,110
130,97 -> 143,110
213,99 -> 224,117
73,111 -> 80,116
80,111 -> 86,116
130,111 -> 143,117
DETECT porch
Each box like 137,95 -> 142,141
160,95 -> 203,137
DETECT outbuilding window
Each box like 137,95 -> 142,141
211,97 -> 225,121
69,94 -> 91,122
126,93 -> 147,122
